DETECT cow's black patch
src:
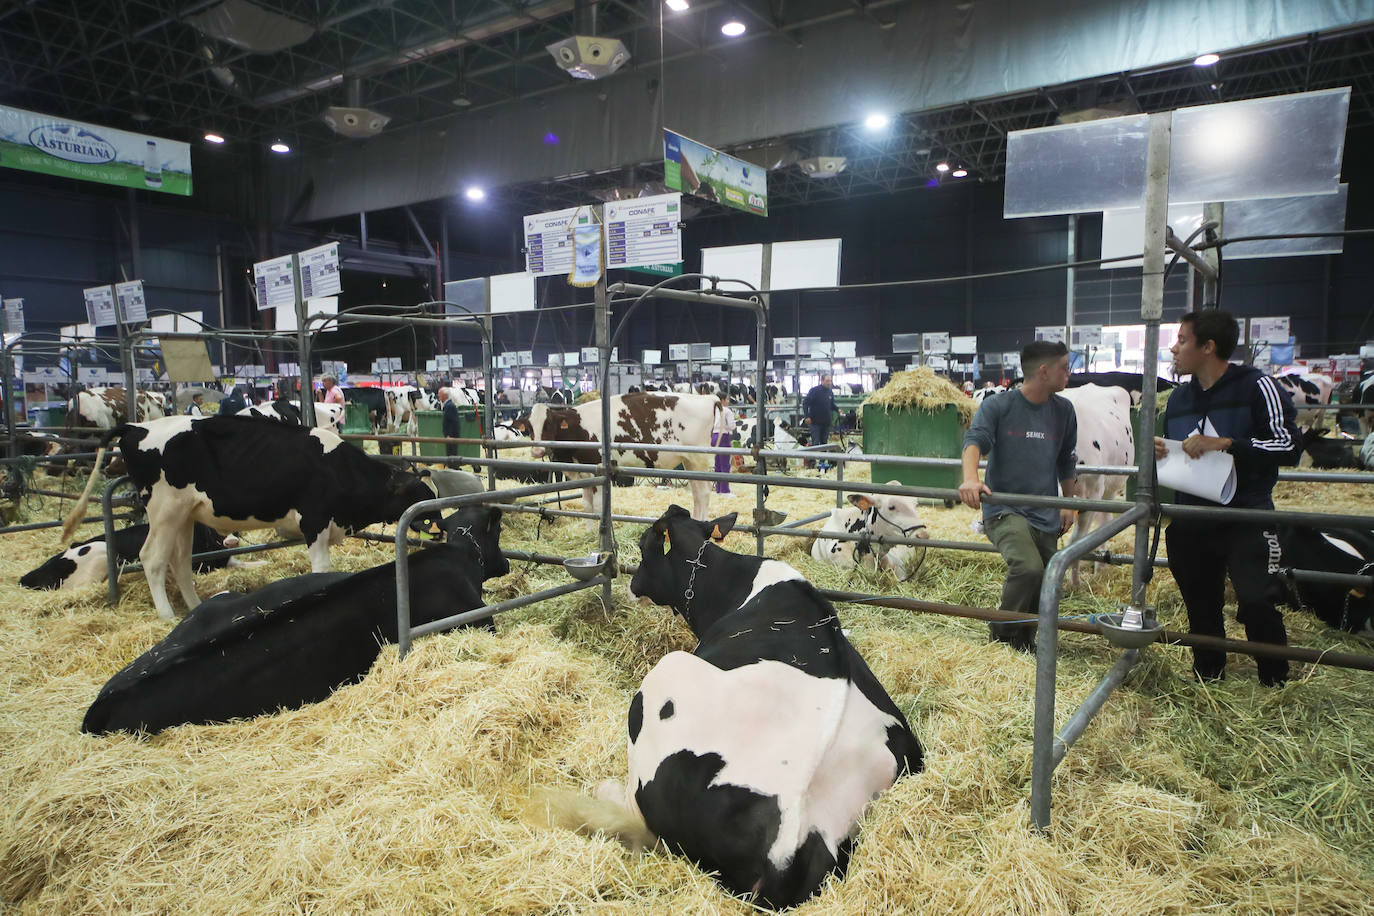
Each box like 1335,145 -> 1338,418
1091,440 -> 1101,451
628,690 -> 644,743
659,699 -> 675,720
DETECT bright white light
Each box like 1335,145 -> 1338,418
270,141 -> 290,153
465,186 -> 486,201
935,162 -> 950,173
864,112 -> 890,130
721,20 -> 746,36
204,133 -> 225,144
951,168 -> 968,178
665,0 -> 689,10
1193,52 -> 1220,67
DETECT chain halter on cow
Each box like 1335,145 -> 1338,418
447,523 -> 484,568
681,537 -> 710,617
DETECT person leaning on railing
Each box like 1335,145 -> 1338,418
958,340 -> 1079,653
1153,309 -> 1302,687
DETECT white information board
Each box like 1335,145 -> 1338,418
950,336 -> 977,355
524,207 -> 582,277
922,332 -> 950,352
115,280 -> 147,324
563,351 -> 579,367
518,350 -> 533,365
547,353 -> 563,367
1249,317 -> 1291,342
668,343 -> 690,361
772,339 -> 797,356
832,341 -> 856,358
769,238 -> 842,291
1035,326 -> 1067,344
643,349 -> 661,365
2,298 -> 23,334
490,272 -> 536,313
710,346 -> 730,361
729,345 -> 750,361
605,193 -> 682,270
1070,325 -> 1103,347
580,347 -> 599,364
83,285 -> 117,327
298,243 -> 341,299
252,254 -> 296,310
700,244 -> 764,293
448,354 -> 463,369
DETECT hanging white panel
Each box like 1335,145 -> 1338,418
770,238 -> 842,291
700,244 -> 764,293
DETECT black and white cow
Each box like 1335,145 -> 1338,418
1058,383 -> 1135,588
20,523 -> 250,591
61,415 -> 439,621
556,506 -> 922,909
1300,428 -> 1362,470
343,386 -> 389,433
1276,525 -> 1374,637
238,400 -> 345,433
81,505 -> 508,735
1274,370 -> 1335,433
810,485 -> 930,581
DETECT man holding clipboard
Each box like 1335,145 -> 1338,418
1153,310 -> 1301,687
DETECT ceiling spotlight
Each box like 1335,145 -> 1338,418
465,186 -> 486,201
935,162 -> 950,173
547,35 -> 631,80
864,112 -> 890,130
1193,52 -> 1220,67
270,140 -> 290,154
665,0 -> 690,10
721,19 -> 746,36
452,93 -> 472,107
951,167 -> 968,178
204,133 -> 226,144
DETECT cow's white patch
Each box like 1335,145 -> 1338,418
742,560 -> 806,606
61,541 -> 109,590
631,653 -> 902,868
1059,384 -> 1134,587
1320,533 -> 1365,561
309,427 -> 344,453
135,415 -> 198,455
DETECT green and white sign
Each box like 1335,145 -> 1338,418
664,129 -> 766,217
0,104 -> 192,196
628,262 -> 683,277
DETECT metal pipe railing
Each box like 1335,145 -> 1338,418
1031,504 -> 1151,831
393,477 -> 607,658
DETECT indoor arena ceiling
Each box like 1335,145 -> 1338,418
2,2 -> 1373,216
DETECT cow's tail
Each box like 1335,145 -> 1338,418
523,786 -> 657,853
59,446 -> 107,543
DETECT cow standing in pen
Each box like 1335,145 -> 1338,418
523,392 -> 718,520
541,506 -> 922,909
61,414 -> 439,621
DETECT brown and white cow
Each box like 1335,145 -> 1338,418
1275,370 -> 1335,434
1058,383 -> 1134,588
65,387 -> 166,432
524,392 -> 718,519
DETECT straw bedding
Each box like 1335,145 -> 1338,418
2,461 -> 1374,914
863,367 -> 977,426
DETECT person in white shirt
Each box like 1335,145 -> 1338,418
711,391 -> 735,494
185,392 -> 205,417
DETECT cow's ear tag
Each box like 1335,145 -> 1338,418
710,524 -> 725,541
1353,588 -> 1367,599
559,419 -> 570,429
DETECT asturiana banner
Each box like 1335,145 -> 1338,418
0,104 -> 192,196
663,129 -> 766,217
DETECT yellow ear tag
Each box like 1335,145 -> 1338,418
1352,589 -> 1366,599
559,419 -> 570,429
711,524 -> 724,540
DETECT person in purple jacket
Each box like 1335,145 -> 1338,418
1154,309 -> 1301,686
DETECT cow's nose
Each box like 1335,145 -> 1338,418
530,446 -> 546,459
916,528 -> 931,539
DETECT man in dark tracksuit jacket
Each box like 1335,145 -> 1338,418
440,388 -> 463,459
1154,310 -> 1301,687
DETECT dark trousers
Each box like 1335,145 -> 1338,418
1165,517 -> 1289,686
808,421 -> 831,467
985,512 -> 1061,650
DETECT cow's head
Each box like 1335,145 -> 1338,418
628,505 -> 736,617
383,470 -> 446,533
522,404 -> 548,458
20,539 -> 107,590
436,505 -> 509,580
849,481 -> 929,543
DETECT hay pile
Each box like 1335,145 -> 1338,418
578,390 -> 601,404
864,367 -> 976,425
2,463 -> 1374,913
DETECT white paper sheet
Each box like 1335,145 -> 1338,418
1156,438 -> 1236,504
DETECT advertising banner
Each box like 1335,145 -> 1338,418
0,103 -> 191,195
664,129 -> 766,216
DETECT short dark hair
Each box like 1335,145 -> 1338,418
1178,309 -> 1239,359
1021,340 -> 1068,376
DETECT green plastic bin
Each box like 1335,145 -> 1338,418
342,402 -> 373,435
44,406 -> 67,429
415,408 -> 478,460
862,404 -> 966,489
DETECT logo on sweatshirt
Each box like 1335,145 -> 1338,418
1025,431 -> 1046,440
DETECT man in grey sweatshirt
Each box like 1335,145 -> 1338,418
959,341 -> 1079,651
